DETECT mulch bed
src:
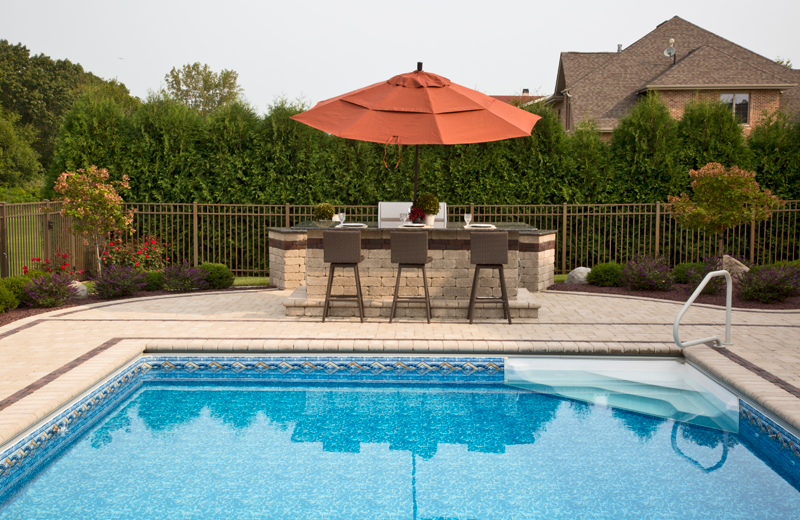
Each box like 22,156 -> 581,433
547,283 -> 800,310
0,285 -> 276,329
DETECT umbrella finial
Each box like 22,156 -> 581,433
417,62 -> 422,72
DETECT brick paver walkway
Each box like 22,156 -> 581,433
0,288 -> 797,446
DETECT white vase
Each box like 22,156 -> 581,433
425,214 -> 436,227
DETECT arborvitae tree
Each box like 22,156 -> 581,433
610,93 -> 684,203
748,110 -> 800,200
566,119 -> 611,203
677,97 -> 750,172
46,92 -> 130,196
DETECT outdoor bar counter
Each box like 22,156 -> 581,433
268,222 -> 556,319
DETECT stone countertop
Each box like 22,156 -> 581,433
268,222 -> 556,236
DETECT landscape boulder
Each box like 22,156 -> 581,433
565,267 -> 591,285
70,281 -> 88,299
721,255 -> 749,279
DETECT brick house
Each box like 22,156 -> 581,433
546,16 -> 799,136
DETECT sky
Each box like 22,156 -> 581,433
2,0 -> 799,113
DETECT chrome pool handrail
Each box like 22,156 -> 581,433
673,270 -> 732,348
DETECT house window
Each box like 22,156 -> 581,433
720,93 -> 749,124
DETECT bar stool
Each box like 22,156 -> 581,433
467,231 -> 511,324
322,230 -> 365,323
389,231 -> 432,323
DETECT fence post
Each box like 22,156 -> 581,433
750,220 -> 755,265
43,199 -> 52,263
192,201 -> 198,267
561,202 -> 567,275
285,203 -> 290,228
0,203 -> 7,278
655,201 -> 661,257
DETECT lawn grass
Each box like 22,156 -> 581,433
234,276 -> 270,286
554,274 -> 567,283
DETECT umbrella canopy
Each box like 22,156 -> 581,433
290,64 -> 541,201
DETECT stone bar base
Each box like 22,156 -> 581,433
284,287 -> 540,320
519,234 -> 555,292
268,230 -> 307,290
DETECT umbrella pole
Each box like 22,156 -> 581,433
413,144 -> 419,206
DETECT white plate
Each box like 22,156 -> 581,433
342,223 -> 367,228
401,223 -> 426,227
467,223 -> 494,228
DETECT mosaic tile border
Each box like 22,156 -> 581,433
143,356 -> 504,381
740,399 -> 800,461
0,360 -> 148,499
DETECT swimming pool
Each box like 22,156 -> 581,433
1,356 -> 798,519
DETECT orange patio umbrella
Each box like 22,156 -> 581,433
290,63 -> 541,203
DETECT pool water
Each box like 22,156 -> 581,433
0,380 -> 798,519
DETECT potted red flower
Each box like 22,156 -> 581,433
409,207 -> 426,224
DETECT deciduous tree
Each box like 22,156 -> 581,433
53,165 -> 135,275
666,162 -> 783,254
163,63 -> 243,115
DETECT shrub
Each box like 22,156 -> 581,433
672,262 -> 704,284
621,255 -> 673,291
0,285 -> 19,312
92,265 -> 147,299
416,193 -> 440,215
0,275 -> 31,307
313,203 -> 334,220
685,256 -> 725,295
586,262 -> 624,287
22,273 -> 77,308
163,261 -> 209,292
738,265 -> 800,303
144,271 -> 165,291
102,235 -> 168,270
199,263 -> 234,289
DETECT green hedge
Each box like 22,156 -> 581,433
46,92 -> 800,205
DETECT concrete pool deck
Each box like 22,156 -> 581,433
0,288 -> 798,447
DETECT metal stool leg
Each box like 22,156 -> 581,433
390,265 -> 403,323
468,266 -> 481,324
422,265 -> 431,324
499,264 -> 511,324
323,265 -> 336,322
353,265 -> 365,323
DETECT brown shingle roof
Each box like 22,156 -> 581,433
647,45 -> 792,88
556,16 -> 800,131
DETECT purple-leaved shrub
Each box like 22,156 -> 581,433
163,261 -> 209,292
92,265 -> 148,299
685,256 -> 725,295
738,265 -> 800,303
22,273 -> 77,308
622,255 -> 673,291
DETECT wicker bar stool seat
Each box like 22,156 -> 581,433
467,231 -> 511,324
322,230 -> 365,322
389,231 -> 432,323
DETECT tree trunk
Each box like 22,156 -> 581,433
717,233 -> 724,257
95,242 -> 102,277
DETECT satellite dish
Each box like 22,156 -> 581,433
664,47 -> 675,57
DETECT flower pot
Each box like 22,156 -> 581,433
413,217 -> 423,224
424,214 -> 436,226
317,220 -> 337,228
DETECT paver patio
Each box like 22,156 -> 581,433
0,288 -> 797,447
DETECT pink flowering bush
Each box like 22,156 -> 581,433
53,165 -> 135,275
